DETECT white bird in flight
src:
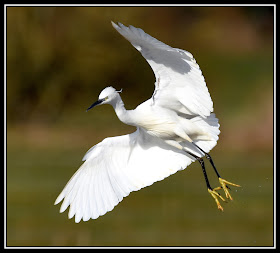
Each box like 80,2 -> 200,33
55,22 -> 240,223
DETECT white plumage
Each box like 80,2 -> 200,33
55,22 -> 220,222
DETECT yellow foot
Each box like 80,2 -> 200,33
215,178 -> 241,200
208,188 -> 226,211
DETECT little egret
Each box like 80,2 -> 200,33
55,22 -> 240,223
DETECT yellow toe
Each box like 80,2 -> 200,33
219,178 -> 241,200
208,188 -> 225,211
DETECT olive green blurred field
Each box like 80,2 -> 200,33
6,6 -> 274,246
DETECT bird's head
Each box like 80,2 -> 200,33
86,86 -> 122,111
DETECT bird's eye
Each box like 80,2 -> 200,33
105,96 -> 109,101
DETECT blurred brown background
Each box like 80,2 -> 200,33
7,6 -> 274,247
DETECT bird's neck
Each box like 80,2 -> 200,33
112,96 -> 134,126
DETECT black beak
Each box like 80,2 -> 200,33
86,99 -> 104,112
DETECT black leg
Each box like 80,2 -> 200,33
185,150 -> 212,190
191,142 -> 221,178
198,157 -> 212,190
185,149 -> 225,210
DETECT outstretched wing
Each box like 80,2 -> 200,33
112,22 -> 213,118
55,129 -> 193,222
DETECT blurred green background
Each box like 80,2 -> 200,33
6,6 -> 274,247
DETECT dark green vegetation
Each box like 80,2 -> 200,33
6,6 -> 274,246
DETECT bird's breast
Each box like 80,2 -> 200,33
132,105 -> 179,139
138,117 -> 177,139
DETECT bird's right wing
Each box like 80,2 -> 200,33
55,129 -> 193,222
112,22 -> 213,118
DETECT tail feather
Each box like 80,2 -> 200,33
190,113 -> 220,153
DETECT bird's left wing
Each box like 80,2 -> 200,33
112,22 -> 213,118
55,129 -> 193,222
